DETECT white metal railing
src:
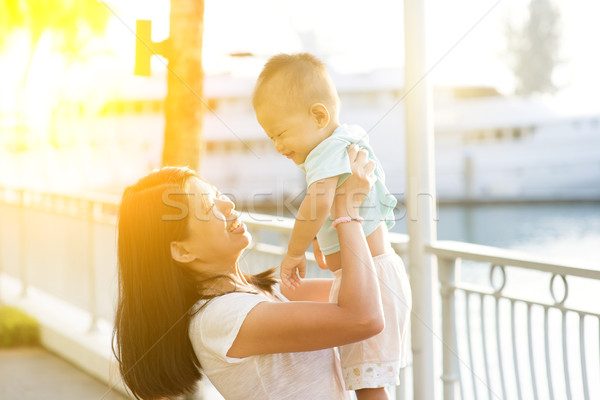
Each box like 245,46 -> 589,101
3,187 -> 599,400
0,186 -> 120,331
428,240 -> 600,400
240,213 -> 410,278
0,187 -> 411,399
0,185 -> 409,327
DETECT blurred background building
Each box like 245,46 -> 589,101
1,0 -> 600,398
1,0 -> 598,264
1,0 -> 600,205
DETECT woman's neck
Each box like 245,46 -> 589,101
196,262 -> 252,295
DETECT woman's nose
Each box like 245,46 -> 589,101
216,193 -> 235,212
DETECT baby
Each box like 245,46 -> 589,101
253,53 -> 412,400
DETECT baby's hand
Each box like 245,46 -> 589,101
280,252 -> 307,290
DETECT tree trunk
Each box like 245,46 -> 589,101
162,0 -> 204,169
15,32 -> 42,151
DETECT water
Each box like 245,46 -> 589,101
390,202 -> 600,268
386,202 -> 600,399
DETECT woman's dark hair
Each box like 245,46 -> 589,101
113,166 -> 276,399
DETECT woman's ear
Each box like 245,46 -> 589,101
310,103 -> 330,128
170,241 -> 195,263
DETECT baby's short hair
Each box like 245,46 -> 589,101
253,53 -> 339,115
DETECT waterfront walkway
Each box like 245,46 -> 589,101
0,346 -> 128,400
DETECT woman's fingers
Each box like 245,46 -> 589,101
364,159 -> 375,175
347,144 -> 359,161
346,145 -> 374,184
332,145 -> 375,218
354,148 -> 368,166
364,160 -> 376,184
347,145 -> 370,175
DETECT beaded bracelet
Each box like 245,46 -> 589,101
331,216 -> 364,229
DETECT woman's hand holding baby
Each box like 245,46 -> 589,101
331,144 -> 375,220
280,145 -> 375,290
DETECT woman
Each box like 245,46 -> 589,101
113,145 -> 385,399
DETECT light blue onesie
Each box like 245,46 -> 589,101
298,124 -> 397,255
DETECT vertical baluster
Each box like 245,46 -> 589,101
561,310 -> 571,400
396,366 -> 406,400
439,257 -> 459,400
0,189 -> 3,301
495,297 -> 507,399
544,306 -> 555,400
457,294 -> 464,400
480,294 -> 493,400
489,264 -> 507,400
278,232 -> 288,253
19,189 -> 28,297
579,313 -> 589,400
454,325 -> 465,399
465,292 -> 478,400
87,201 -> 98,332
527,303 -> 539,400
510,300 -> 523,400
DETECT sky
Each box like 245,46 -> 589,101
196,0 -> 600,96
1,0 -> 600,115
98,0 -> 600,103
0,0 -> 599,240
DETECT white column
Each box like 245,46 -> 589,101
19,189 -> 28,297
439,257 -> 459,400
403,0 -> 437,399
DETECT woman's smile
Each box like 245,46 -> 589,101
228,219 -> 245,233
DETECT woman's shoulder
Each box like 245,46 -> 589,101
189,288 -> 288,352
192,286 -> 286,320
192,291 -> 262,314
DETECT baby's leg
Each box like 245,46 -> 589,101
355,387 -> 389,400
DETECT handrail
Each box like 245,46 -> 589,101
0,186 -> 411,399
0,186 -> 412,253
6,187 -> 599,400
429,239 -> 599,400
0,186 -> 120,225
427,240 -> 599,278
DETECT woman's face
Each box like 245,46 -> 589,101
175,177 -> 251,274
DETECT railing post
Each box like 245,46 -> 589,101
0,188 -> 3,302
87,201 -> 98,332
396,367 -> 408,400
404,0 -> 437,397
439,256 -> 460,400
19,189 -> 28,297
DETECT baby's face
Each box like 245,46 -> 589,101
255,101 -> 325,165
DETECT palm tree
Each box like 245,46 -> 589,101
0,0 -> 109,147
162,0 -> 205,170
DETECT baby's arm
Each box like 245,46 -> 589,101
281,176 -> 338,289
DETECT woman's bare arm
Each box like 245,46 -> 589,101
227,146 -> 384,357
228,221 -> 382,356
280,279 -> 333,303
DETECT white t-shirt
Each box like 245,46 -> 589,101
188,286 -> 350,400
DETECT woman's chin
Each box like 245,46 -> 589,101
239,230 -> 252,248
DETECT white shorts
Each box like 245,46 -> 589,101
329,252 -> 412,390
